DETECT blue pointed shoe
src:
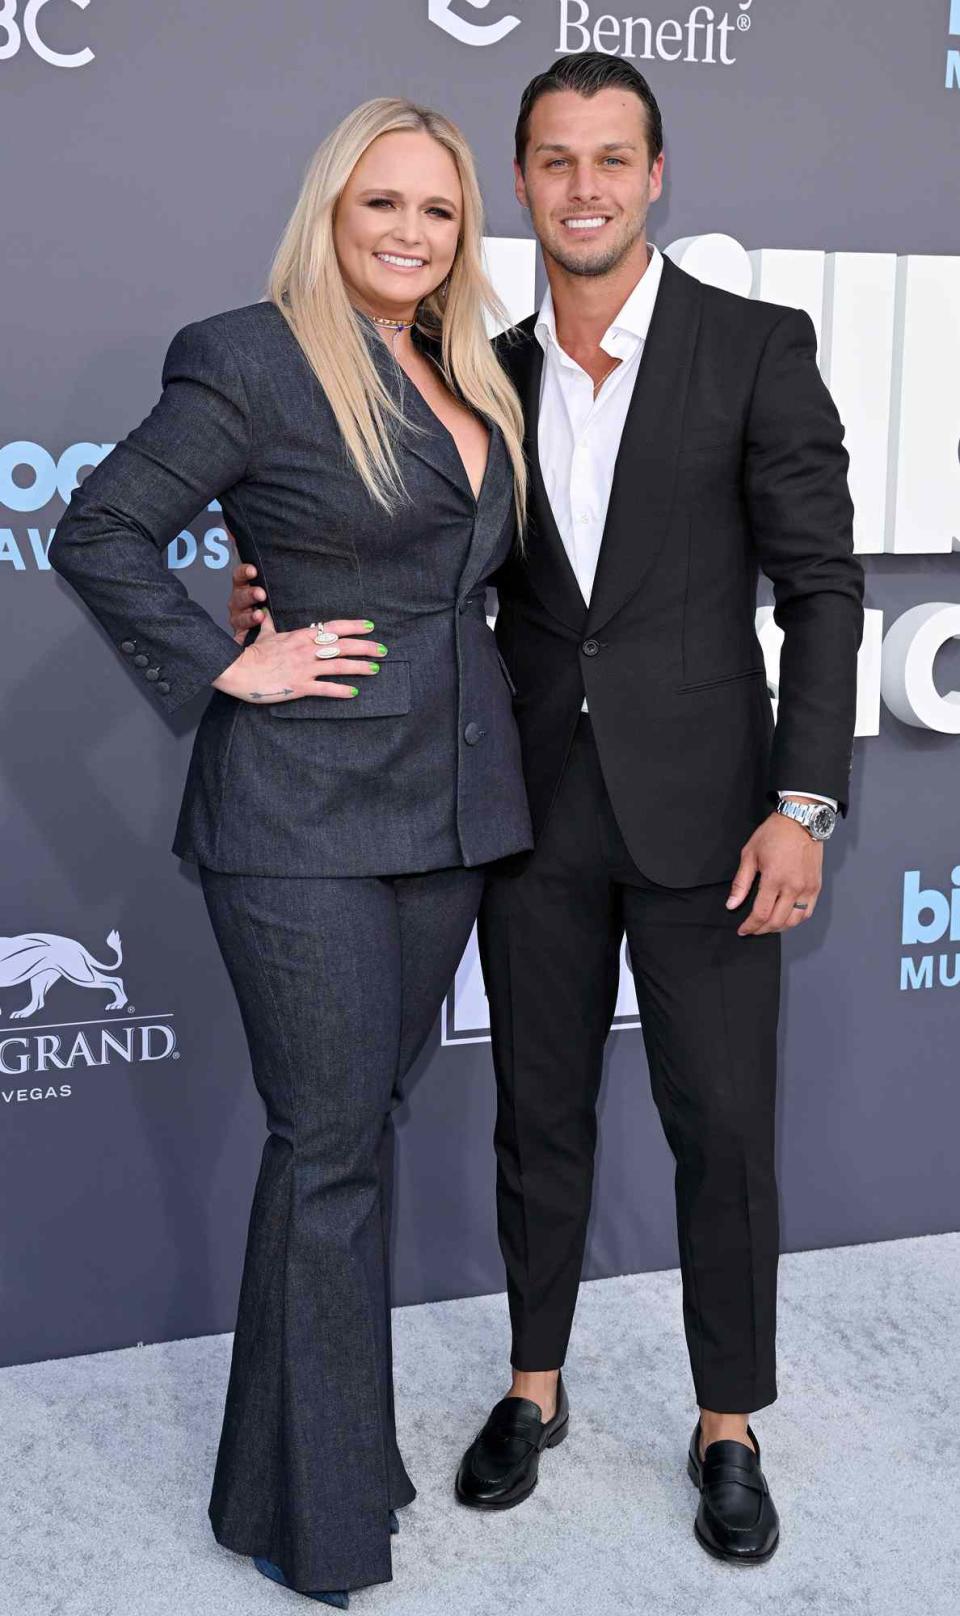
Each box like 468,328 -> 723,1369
252,1556 -> 349,1608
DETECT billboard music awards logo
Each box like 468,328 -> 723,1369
899,868 -> 960,993
0,927 -> 180,1106
429,0 -> 755,59
0,441 -> 231,573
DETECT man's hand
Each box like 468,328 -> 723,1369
228,559 -> 267,643
726,803 -> 824,936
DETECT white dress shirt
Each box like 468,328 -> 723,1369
532,244 -> 836,813
535,244 -> 664,610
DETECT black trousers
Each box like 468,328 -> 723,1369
478,714 -> 782,1412
199,863 -> 484,1594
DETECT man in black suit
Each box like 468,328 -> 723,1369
229,55 -> 863,1565
452,55 -> 863,1564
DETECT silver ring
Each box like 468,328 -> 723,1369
315,645 -> 341,660
309,620 -> 339,645
793,902 -> 809,911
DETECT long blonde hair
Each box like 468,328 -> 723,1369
267,98 -> 527,532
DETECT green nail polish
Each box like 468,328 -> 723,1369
369,662 -> 380,673
348,686 -> 359,696
363,620 -> 375,630
377,644 -> 388,656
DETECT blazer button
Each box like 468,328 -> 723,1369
133,654 -> 149,667
120,640 -> 136,654
582,639 -> 600,657
463,721 -> 485,745
145,667 -> 161,682
157,680 -> 171,695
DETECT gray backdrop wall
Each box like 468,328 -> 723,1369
2,1 -> 958,1368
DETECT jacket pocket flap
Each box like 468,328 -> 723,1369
268,658 -> 411,718
677,665 -> 766,694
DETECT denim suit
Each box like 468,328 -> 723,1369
50,301 -> 533,1594
50,299 -> 533,875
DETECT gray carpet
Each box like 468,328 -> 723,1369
3,1233 -> 958,1616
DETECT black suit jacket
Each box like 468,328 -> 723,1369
492,253 -> 865,887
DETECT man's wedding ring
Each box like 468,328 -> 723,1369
309,621 -> 340,658
793,902 -> 809,911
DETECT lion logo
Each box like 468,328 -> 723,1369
0,930 -> 127,1021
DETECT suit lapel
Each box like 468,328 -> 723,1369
507,330 -> 587,633
584,255 -> 702,635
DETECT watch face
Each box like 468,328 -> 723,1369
811,805 -> 835,838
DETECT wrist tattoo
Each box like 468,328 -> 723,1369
249,688 -> 294,701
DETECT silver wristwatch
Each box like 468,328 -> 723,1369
775,799 -> 837,841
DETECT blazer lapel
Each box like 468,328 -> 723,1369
364,323 -> 471,499
508,331 -> 587,633
585,255 -> 702,636
455,424 -> 517,600
366,324 -> 518,597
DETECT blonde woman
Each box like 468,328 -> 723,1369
50,99 -> 532,1605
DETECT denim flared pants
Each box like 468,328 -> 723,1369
199,862 -> 484,1594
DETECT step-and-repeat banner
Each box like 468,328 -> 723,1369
2,2 -> 958,1366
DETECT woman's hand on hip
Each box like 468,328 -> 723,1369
213,608 -> 385,704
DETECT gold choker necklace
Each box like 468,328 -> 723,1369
368,313 -> 416,331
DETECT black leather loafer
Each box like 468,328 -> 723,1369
455,1375 -> 570,1509
686,1419 -> 780,1563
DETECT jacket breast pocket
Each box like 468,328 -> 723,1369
267,657 -> 411,718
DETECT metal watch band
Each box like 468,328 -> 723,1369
776,799 -> 837,841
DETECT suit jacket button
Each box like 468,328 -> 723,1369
582,639 -> 600,657
120,640 -> 136,654
133,653 -> 149,667
464,721 -> 484,745
157,680 -> 171,695
145,667 -> 161,682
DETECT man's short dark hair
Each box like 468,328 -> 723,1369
515,53 -> 664,171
